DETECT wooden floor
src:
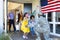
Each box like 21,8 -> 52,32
8,31 -> 60,40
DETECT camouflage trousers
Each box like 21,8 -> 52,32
34,28 -> 53,40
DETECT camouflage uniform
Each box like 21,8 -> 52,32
34,16 -> 53,40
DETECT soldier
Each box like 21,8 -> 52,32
34,14 -> 53,40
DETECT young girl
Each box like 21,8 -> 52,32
21,13 -> 30,39
28,15 -> 36,36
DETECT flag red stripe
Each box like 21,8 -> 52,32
42,9 -> 60,13
42,7 -> 60,11
48,0 -> 60,4
41,4 -> 60,10
41,7 -> 60,13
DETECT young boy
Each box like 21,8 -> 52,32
28,15 -> 36,36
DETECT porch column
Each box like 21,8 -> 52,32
0,0 -> 3,34
4,0 -> 8,33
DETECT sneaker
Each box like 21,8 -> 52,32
23,35 -> 26,39
25,36 -> 28,39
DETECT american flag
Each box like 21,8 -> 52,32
40,0 -> 60,13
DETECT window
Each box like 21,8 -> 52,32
50,24 -> 53,32
48,12 -> 52,22
56,24 -> 60,34
56,12 -> 60,22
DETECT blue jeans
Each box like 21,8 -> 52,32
30,27 -> 35,35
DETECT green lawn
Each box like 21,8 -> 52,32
0,34 -> 10,40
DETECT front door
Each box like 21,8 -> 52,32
24,3 -> 32,13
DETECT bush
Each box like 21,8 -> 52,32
0,34 -> 10,40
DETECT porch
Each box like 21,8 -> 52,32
9,31 -> 60,40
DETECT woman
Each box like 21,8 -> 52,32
21,13 -> 30,39
20,11 -> 23,21
17,11 -> 23,23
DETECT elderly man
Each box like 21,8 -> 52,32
34,14 -> 53,40
8,10 -> 16,32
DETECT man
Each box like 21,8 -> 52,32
8,10 -> 16,32
34,14 -> 53,40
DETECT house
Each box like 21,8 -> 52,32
3,0 -> 60,37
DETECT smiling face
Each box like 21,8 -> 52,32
24,13 -> 29,19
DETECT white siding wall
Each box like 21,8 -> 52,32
0,0 -> 3,34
